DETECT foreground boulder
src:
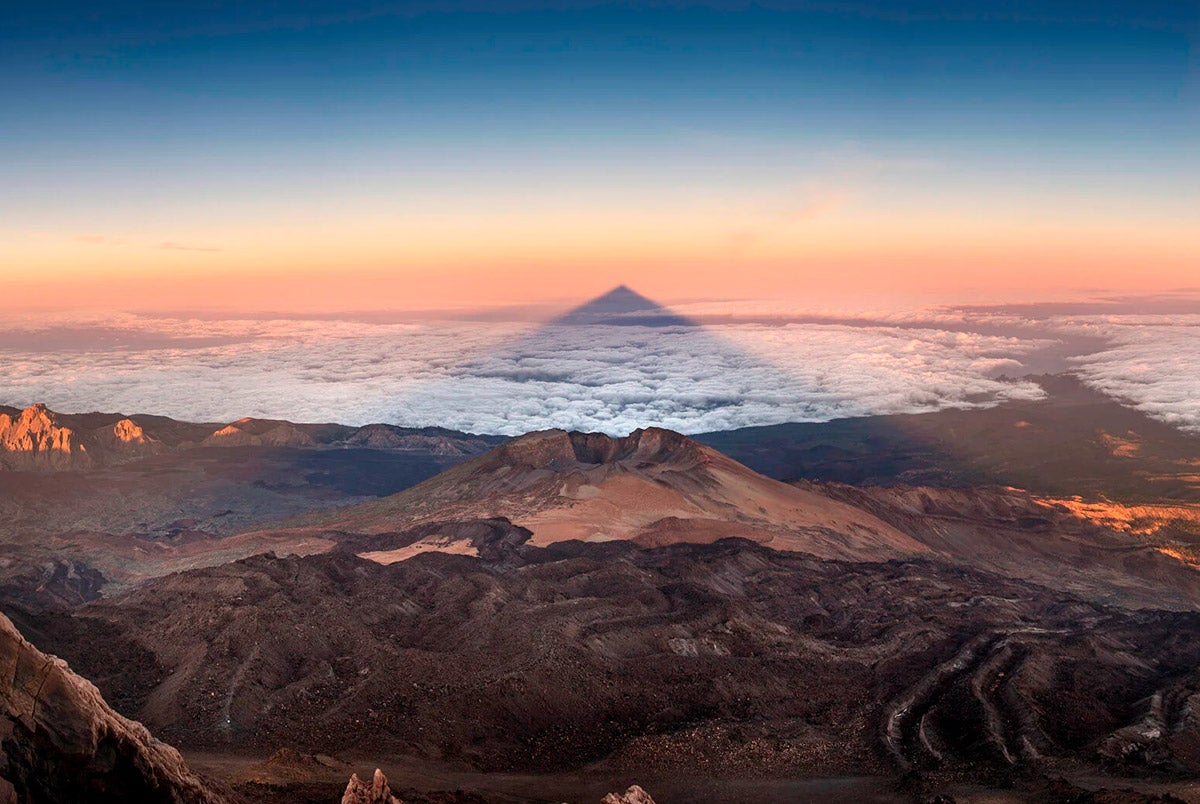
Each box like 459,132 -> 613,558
0,612 -> 225,803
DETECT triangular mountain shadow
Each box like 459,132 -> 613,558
352,285 -> 1052,440
554,285 -> 695,327
382,285 -> 828,435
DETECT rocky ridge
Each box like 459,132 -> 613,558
0,404 -> 504,472
0,611 -> 225,803
806,481 -> 1200,609
0,404 -> 107,471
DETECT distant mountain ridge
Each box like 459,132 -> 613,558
0,403 -> 504,472
7,375 -> 1200,612
696,374 -> 1200,502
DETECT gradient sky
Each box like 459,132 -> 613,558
2,1 -> 1197,311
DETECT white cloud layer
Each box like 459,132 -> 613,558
0,311 -> 1057,435
1063,315 -> 1200,433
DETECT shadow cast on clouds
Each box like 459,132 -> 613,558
0,287 -> 1064,436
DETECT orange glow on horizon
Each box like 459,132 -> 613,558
3,202 -> 1197,312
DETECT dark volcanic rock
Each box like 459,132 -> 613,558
336,517 -> 533,564
0,559 -> 106,611
0,611 -> 225,803
695,374 -> 1200,502
26,540 -> 1200,785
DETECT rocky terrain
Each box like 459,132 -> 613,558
6,380 -> 1200,801
806,482 -> 1200,609
601,786 -> 656,804
0,404 -> 504,610
8,376 -> 1199,614
226,425 -> 1200,611
287,427 -> 928,561
15,538 -> 1200,802
342,769 -> 402,804
0,404 -> 503,472
0,611 -> 227,803
697,375 -> 1200,502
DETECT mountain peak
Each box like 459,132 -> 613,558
0,403 -> 91,470
304,425 -> 925,561
485,426 -> 713,472
15,403 -> 55,426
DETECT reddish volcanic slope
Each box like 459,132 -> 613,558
298,427 -> 928,562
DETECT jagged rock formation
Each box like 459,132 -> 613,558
0,612 -> 225,803
0,404 -> 167,471
601,785 -> 656,804
297,427 -> 927,561
95,417 -> 163,457
341,768 -> 402,804
0,404 -> 93,471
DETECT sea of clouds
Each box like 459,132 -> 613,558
1062,315 -> 1200,433
1,301 -> 1197,435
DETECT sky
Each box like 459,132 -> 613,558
2,0 -> 1197,312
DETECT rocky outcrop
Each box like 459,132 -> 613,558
93,418 -> 164,459
202,423 -> 263,447
806,480 -> 1200,610
0,405 -> 168,470
602,785 -> 656,804
203,419 -> 321,448
341,768 -> 402,804
0,612 -> 226,803
0,404 -> 92,471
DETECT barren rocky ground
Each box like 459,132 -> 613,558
6,377 -> 1200,802
16,535 -> 1200,802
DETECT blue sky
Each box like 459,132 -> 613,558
1,1 -> 1196,310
